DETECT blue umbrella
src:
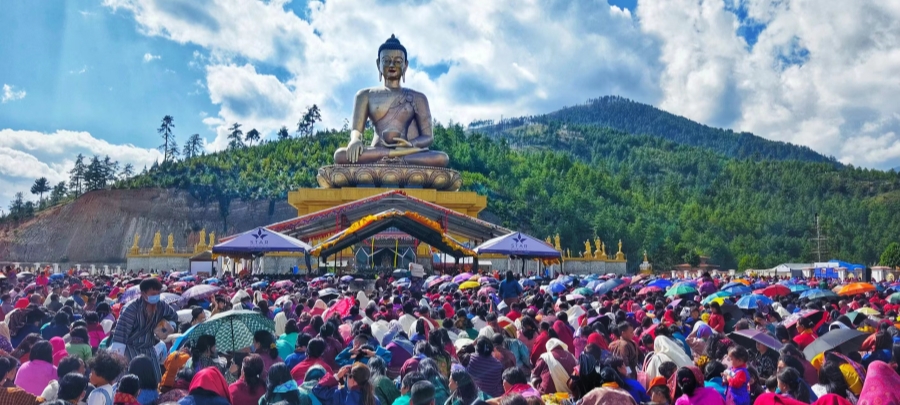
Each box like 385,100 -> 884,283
594,279 -> 625,296
519,279 -> 536,288
179,276 -> 196,282
340,275 -> 355,283
648,279 -> 673,289
204,278 -> 220,285
392,278 -> 411,288
723,284 -> 753,295
49,273 -> 65,281
548,281 -> 567,294
736,294 -> 773,309
800,288 -> 837,300
585,280 -> 603,290
558,275 -> 575,286
721,282 -> 745,290
251,281 -> 269,289
789,284 -> 810,293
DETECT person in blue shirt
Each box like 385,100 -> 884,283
498,272 -> 523,306
335,334 -> 392,367
284,333 -> 311,371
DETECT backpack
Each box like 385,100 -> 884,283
90,386 -> 113,405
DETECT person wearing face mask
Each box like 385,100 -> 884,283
109,278 -> 177,385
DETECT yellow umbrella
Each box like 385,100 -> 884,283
839,282 -> 875,296
459,281 -> 480,290
855,307 -> 880,316
709,297 -> 727,306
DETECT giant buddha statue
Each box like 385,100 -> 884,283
318,35 -> 461,191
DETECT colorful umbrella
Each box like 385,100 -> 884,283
735,279 -> 752,286
647,279 -> 673,289
575,287 -> 594,296
118,285 -> 141,303
204,278 -> 220,285
273,280 -> 294,288
698,282 -> 718,295
171,310 -> 274,353
664,283 -> 697,297
784,310 -> 825,329
736,294 -> 773,309
723,284 -> 753,295
594,278 -> 626,295
251,281 -> 268,289
519,279 -> 536,288
452,273 -> 473,283
759,284 -> 791,298
638,286 -> 662,295
181,285 -> 222,303
392,278 -> 411,288
478,287 -> 497,297
548,281 -> 567,294
340,275 -> 355,283
565,293 -> 585,301
459,281 -> 480,290
801,329 -> 868,361
789,284 -> 810,293
888,292 -> 900,304
853,307 -> 880,316
439,282 -> 459,292
838,282 -> 875,296
702,291 -> 732,305
730,329 -> 783,351
800,288 -> 837,300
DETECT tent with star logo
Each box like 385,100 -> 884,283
474,232 -> 561,272
212,227 -> 313,256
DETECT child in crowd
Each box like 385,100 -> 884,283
723,346 -> 751,405
87,351 -> 126,405
647,385 -> 671,405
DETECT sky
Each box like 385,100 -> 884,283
1,0 -> 900,210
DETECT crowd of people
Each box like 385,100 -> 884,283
0,266 -> 897,405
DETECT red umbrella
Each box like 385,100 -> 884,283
760,284 -> 791,298
638,286 -> 662,295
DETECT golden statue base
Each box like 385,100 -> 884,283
316,164 -> 462,191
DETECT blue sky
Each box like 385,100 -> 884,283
1,0 -> 899,209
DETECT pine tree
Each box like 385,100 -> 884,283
183,134 -> 203,159
84,155 -> 105,191
277,126 -> 290,140
245,128 -> 261,146
158,115 -> 176,162
102,156 -> 119,186
8,192 -> 25,220
49,182 -> 67,205
120,163 -> 134,180
30,177 -> 50,203
296,105 -> 322,137
69,154 -> 86,197
227,123 -> 244,149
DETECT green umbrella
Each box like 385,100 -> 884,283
889,292 -> 900,304
575,287 -> 594,296
174,310 -> 275,352
665,283 -> 697,297
702,291 -> 732,304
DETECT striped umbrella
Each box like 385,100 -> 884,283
171,310 -> 274,353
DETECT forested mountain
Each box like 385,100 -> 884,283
119,124 -> 900,272
468,96 -> 836,164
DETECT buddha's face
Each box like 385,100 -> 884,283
378,49 -> 407,81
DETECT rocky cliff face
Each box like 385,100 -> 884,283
0,189 -> 297,263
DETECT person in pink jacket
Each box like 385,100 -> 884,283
14,340 -> 58,396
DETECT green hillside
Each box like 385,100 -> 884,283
469,96 -> 836,164
119,124 -> 900,271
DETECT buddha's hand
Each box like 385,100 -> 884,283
347,138 -> 364,163
388,138 -> 414,148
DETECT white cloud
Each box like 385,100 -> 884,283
102,0 -> 900,169
1,84 -> 26,103
143,53 -> 161,62
0,129 -> 163,208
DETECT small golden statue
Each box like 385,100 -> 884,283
616,239 -> 626,261
209,232 -> 215,246
166,233 -> 175,254
583,240 -> 592,258
594,238 -> 603,259
545,236 -> 552,246
601,242 -> 607,257
151,231 -> 163,254
643,249 -> 649,262
196,229 -> 207,253
554,234 -> 562,251
129,234 -> 140,255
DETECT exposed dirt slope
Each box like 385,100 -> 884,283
0,189 -> 296,263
